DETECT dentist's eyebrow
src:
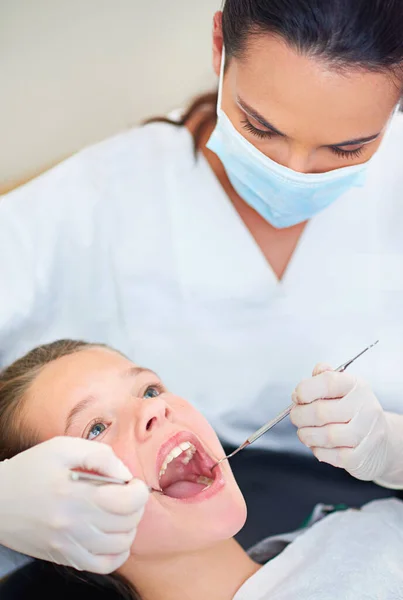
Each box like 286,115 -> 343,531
328,133 -> 380,147
237,96 -> 381,148
237,97 -> 286,136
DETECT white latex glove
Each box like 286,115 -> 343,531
0,437 -> 150,573
291,364 -> 403,489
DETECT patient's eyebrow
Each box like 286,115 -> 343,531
121,366 -> 160,379
64,366 -> 160,434
64,395 -> 97,435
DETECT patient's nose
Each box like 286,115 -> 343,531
136,397 -> 173,440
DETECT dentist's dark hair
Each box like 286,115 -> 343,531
0,339 -> 141,600
146,0 -> 403,150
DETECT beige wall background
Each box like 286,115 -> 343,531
0,0 -> 220,193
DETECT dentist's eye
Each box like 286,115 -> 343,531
241,118 -> 275,140
143,383 -> 165,399
86,421 -> 108,440
330,146 -> 364,160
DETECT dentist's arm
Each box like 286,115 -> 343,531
290,364 -> 403,489
0,437 -> 149,573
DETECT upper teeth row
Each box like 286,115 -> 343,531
159,442 -> 196,478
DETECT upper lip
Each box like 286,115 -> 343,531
155,430 -> 215,486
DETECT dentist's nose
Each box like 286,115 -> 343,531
136,397 -> 173,440
274,141 -> 312,173
283,149 -> 311,173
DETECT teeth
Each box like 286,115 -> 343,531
182,449 -> 194,465
197,476 -> 213,487
159,442 -> 196,479
179,442 -> 191,451
171,447 -> 182,459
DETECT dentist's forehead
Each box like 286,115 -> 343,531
230,36 -> 400,144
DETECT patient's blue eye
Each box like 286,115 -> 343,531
88,423 -> 107,440
143,385 -> 162,399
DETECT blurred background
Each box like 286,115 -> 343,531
0,0 -> 220,193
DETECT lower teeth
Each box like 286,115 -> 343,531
197,476 -> 213,486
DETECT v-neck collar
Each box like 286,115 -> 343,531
169,143 -> 311,302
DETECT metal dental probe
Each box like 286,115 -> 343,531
70,471 -> 164,493
211,340 -> 380,471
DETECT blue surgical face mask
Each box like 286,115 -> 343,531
206,49 -> 372,229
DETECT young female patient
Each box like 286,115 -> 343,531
0,340 -> 402,600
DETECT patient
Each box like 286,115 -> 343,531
0,340 -> 402,600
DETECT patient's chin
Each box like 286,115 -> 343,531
130,481 -> 247,557
217,488 -> 248,538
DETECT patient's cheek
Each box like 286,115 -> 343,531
187,412 -> 225,457
107,441 -> 143,479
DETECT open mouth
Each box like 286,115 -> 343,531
156,432 -> 222,501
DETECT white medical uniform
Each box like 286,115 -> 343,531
1,115 -> 403,456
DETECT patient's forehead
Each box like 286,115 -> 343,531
34,347 -> 135,389
22,348 -> 138,438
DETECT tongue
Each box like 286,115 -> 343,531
163,481 -> 205,499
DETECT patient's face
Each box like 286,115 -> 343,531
23,347 -> 247,555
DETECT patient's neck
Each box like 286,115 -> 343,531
119,538 -> 260,600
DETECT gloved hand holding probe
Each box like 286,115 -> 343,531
0,437 -> 150,573
291,363 -> 403,489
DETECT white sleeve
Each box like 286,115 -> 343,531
0,154 -> 95,367
0,175 -> 56,572
0,186 -> 39,365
